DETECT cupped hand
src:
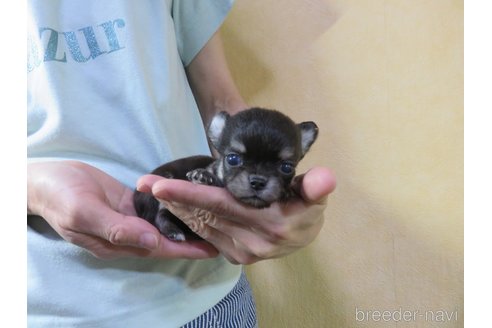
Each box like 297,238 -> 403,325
27,161 -> 218,260
137,167 -> 336,264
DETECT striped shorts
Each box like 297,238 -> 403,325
181,271 -> 258,328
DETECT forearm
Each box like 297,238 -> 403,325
185,31 -> 247,125
27,163 -> 38,216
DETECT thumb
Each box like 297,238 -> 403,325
84,199 -> 162,250
292,167 -> 336,204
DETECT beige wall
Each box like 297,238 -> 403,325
221,0 -> 463,327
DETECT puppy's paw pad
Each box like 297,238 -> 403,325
186,169 -> 215,185
156,214 -> 187,242
165,230 -> 186,242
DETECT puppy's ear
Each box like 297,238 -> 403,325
208,111 -> 230,150
298,121 -> 319,157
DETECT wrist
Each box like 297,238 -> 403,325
27,162 -> 45,216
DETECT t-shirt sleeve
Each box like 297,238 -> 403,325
172,0 -> 234,66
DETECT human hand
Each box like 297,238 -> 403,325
27,161 -> 218,260
137,167 -> 336,264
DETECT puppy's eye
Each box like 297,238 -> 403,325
280,162 -> 295,175
226,153 -> 243,167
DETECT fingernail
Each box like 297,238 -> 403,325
139,233 -> 158,250
136,181 -> 149,193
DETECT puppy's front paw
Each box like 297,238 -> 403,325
186,169 -> 218,186
157,218 -> 187,242
155,208 -> 187,241
164,229 -> 186,242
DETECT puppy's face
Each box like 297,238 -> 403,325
208,108 -> 318,208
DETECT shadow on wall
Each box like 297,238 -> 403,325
221,0 -> 342,105
220,26 -> 271,101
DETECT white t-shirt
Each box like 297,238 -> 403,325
27,1 -> 241,327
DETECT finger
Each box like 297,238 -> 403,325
156,201 -> 260,263
86,200 -> 219,258
292,167 -> 336,204
162,202 -> 284,262
68,233 -> 153,259
150,170 -> 336,227
151,178 -> 240,217
70,197 -> 165,250
97,210 -> 160,249
148,237 -> 219,259
204,220 -> 283,260
136,174 -> 166,193
64,197 -> 219,259
71,231 -> 218,260
201,209 -> 320,254
193,225 -> 262,265
152,179 -> 295,229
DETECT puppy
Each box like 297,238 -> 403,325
133,107 -> 318,241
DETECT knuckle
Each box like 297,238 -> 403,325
185,208 -> 219,238
223,240 -> 271,264
250,244 -> 276,260
185,216 -> 209,238
237,253 -> 259,265
268,223 -> 292,243
60,207 -> 86,232
193,224 -> 209,239
61,231 -> 118,260
193,208 -> 218,226
228,245 -> 262,265
106,224 -> 127,245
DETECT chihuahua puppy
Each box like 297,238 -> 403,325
133,107 -> 318,241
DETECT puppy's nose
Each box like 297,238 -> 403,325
249,175 -> 267,191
